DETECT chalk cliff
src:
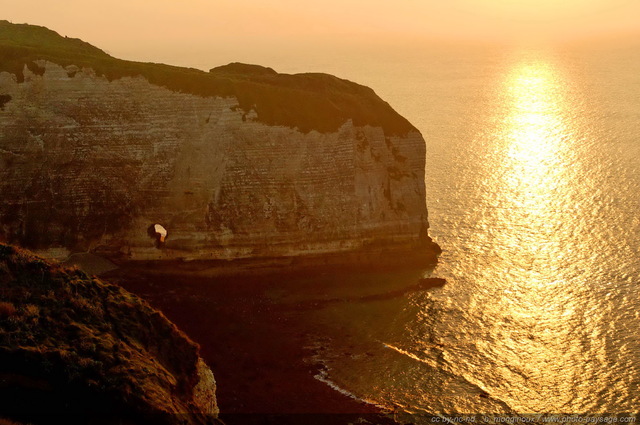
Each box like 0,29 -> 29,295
0,21 -> 438,268
0,243 -> 218,424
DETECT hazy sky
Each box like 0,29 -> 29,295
2,0 -> 639,68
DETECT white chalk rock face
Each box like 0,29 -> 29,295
0,26 -> 438,267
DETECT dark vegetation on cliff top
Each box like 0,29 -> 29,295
0,244 -> 217,425
0,20 -> 415,135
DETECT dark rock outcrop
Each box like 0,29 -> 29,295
0,243 -> 218,425
0,21 -> 439,269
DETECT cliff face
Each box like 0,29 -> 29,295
0,21 -> 436,266
0,243 -> 218,425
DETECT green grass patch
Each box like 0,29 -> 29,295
0,20 -> 415,135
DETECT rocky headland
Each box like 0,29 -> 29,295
0,21 -> 446,424
0,21 -> 439,272
0,243 -> 219,425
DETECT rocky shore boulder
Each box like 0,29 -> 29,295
0,243 -> 219,425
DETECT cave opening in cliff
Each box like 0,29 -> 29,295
147,224 -> 167,248
0,94 -> 11,110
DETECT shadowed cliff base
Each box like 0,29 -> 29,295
0,244 -> 220,425
110,238 -> 442,278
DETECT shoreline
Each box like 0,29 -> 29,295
105,266 -> 423,424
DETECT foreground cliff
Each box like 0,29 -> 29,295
0,21 -> 438,267
0,243 -> 218,424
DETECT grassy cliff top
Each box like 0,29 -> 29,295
0,243 -> 217,424
0,20 -> 416,135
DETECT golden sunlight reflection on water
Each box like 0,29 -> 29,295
477,58 -> 584,411
410,53 -> 620,413
431,52 -> 633,413
498,60 -> 572,279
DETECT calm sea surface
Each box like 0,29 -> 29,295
259,42 -> 640,414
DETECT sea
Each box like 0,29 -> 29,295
125,40 -> 640,417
